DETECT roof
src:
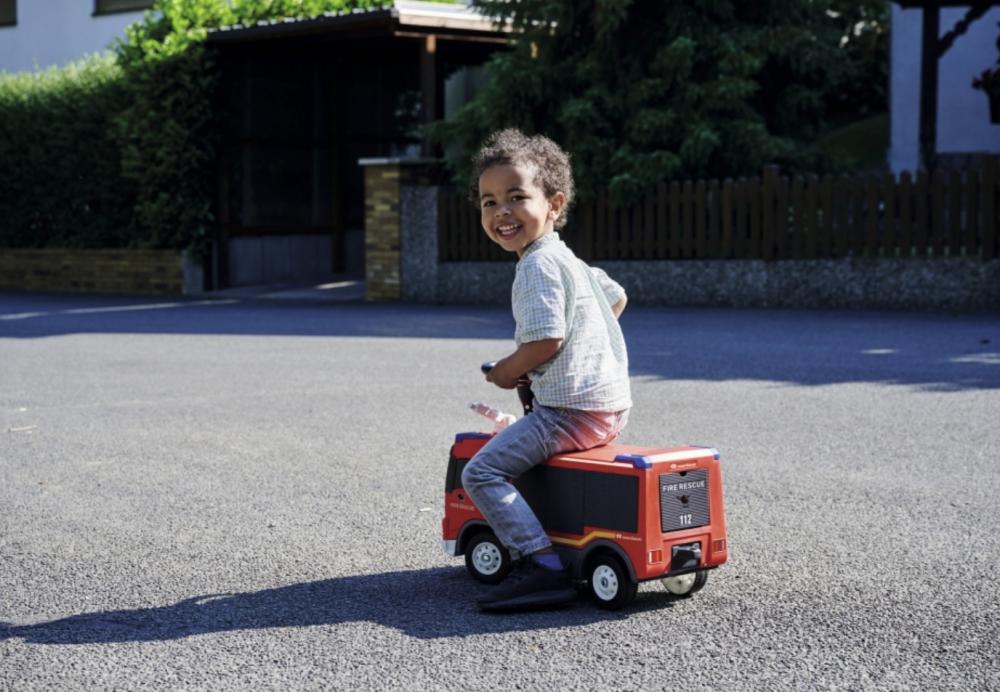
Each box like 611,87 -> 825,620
893,1 -> 999,7
207,0 -> 508,44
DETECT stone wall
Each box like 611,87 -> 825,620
431,257 -> 1000,312
0,248 -> 197,295
361,158 -> 442,302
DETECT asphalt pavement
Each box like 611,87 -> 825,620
1,289 -> 998,690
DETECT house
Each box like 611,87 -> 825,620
890,1 -> 1000,173
0,0 -> 152,73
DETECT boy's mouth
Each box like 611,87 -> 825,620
495,223 -> 521,239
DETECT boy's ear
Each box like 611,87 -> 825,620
548,191 -> 566,220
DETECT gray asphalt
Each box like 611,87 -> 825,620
1,291 -> 998,690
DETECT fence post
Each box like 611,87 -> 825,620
983,156 -> 998,259
761,166 -> 778,260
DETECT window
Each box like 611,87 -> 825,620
0,0 -> 15,27
94,0 -> 153,15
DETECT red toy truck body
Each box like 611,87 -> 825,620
442,431 -> 729,608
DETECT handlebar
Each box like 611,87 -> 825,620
481,361 -> 534,415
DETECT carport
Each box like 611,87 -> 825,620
205,1 -> 504,289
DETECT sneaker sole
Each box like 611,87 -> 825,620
478,588 -> 577,612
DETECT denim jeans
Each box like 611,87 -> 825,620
461,405 -> 629,557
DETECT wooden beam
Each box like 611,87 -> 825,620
420,34 -> 438,156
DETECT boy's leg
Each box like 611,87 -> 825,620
461,406 -> 627,610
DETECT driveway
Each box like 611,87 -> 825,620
2,291 -> 998,689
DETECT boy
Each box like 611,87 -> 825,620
461,129 -> 632,612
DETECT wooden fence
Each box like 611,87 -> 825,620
439,158 -> 1000,262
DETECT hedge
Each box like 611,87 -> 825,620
0,55 -> 136,250
0,0 -> 395,259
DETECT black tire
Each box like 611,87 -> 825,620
587,554 -> 638,610
661,570 -> 708,597
464,532 -> 512,584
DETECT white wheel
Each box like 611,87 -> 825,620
464,532 -> 511,584
471,541 -> 503,576
661,570 -> 708,597
587,554 -> 637,609
592,564 -> 620,602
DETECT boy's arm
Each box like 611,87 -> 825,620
610,293 -> 627,319
486,338 -> 563,389
590,266 -> 626,319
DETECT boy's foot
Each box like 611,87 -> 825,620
477,557 -> 576,612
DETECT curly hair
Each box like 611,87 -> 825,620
469,128 -> 575,229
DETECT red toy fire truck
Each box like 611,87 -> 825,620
441,369 -> 729,610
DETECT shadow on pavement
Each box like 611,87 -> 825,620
2,291 -> 999,391
0,567 -> 638,644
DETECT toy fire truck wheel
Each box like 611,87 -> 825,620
587,554 -> 637,610
465,532 -> 511,584
661,570 -> 708,597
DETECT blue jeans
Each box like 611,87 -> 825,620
461,405 -> 629,557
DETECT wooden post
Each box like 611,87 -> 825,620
919,4 -> 940,171
982,156 -> 998,259
761,166 -> 778,260
420,34 -> 438,157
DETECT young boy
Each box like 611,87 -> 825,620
461,129 -> 632,612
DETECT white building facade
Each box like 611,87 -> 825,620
0,0 -> 151,74
890,4 -> 1000,173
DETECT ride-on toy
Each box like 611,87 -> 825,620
442,365 -> 729,609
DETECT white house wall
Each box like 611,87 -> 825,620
0,1 -> 146,74
891,4 -> 1000,173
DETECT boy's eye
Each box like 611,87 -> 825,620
482,200 -> 495,208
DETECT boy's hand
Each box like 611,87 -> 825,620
486,338 -> 562,389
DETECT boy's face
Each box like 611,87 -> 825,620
478,163 -> 565,257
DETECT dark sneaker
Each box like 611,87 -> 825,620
477,559 -> 576,612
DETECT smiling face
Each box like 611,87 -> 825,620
478,163 -> 565,257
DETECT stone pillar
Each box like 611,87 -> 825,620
359,158 -> 441,302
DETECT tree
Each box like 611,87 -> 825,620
430,0 -> 888,204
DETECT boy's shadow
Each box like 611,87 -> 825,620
0,566 -> 679,644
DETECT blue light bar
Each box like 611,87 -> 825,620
455,432 -> 493,443
614,453 -> 652,469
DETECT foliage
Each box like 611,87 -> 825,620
113,0 -> 391,258
973,67 -> 1000,97
429,0 -> 890,204
1,0 -> 392,253
0,55 -> 136,249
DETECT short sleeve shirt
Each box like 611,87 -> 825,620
512,232 -> 632,412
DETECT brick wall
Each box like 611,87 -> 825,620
360,158 -> 442,302
0,248 -> 185,295
363,164 -> 402,301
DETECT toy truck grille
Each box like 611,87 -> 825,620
659,469 -> 710,532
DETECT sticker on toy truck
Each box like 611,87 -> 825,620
659,469 -> 710,532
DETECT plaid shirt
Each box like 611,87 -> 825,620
512,232 -> 632,412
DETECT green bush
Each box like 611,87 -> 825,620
431,0 -> 889,205
1,0 -> 392,256
0,55 -> 136,249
